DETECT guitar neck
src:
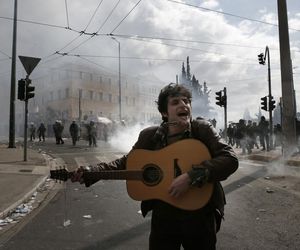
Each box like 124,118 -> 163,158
84,170 -> 143,181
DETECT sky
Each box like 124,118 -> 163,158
0,0 -> 300,127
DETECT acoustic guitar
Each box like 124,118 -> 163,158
50,139 -> 213,211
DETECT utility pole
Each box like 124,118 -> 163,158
266,47 -> 273,149
277,0 -> 297,156
78,89 -> 82,123
223,87 -> 227,141
8,0 -> 18,148
111,37 -> 122,121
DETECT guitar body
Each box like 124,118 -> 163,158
126,139 -> 213,211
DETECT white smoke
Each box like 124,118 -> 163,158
108,123 -> 151,153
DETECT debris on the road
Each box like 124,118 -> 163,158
137,210 -> 142,214
0,179 -> 54,231
264,176 -> 270,180
83,215 -> 92,219
63,219 -> 71,227
258,209 -> 266,213
266,187 -> 274,193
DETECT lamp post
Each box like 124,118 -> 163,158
111,37 -> 122,121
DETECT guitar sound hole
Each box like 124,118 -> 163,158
142,164 -> 162,186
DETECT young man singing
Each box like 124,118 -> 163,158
72,83 -> 238,250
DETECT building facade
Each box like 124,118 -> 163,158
22,63 -> 162,135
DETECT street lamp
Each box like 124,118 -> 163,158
111,37 -> 122,122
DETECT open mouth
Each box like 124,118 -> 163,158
177,110 -> 189,117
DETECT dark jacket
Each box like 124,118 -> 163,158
91,119 -> 238,218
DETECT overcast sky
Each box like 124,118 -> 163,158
0,0 -> 299,124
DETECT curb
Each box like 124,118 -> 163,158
286,158 -> 300,167
248,154 -> 281,162
0,175 -> 49,219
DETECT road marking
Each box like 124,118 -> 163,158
95,156 -> 110,162
239,160 -> 265,167
75,157 -> 89,167
48,157 -> 66,169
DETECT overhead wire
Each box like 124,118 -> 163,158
0,49 -> 11,59
167,0 -> 300,32
96,0 -> 121,33
1,1 -> 298,74
45,0 -> 105,65
59,0 -> 121,55
84,0 -> 105,32
0,16 -> 79,32
53,51 -> 259,66
109,34 -> 261,62
110,0 -> 143,33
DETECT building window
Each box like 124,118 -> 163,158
89,90 -> 93,100
108,94 -> 112,102
50,91 -> 53,101
58,90 -> 61,100
133,97 -> 136,106
79,71 -> 83,79
99,76 -> 102,83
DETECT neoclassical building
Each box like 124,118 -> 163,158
21,63 -> 163,134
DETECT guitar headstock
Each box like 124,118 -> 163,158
50,168 -> 71,182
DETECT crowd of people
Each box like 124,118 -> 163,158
28,114 -> 300,154
225,116 -> 282,154
27,119 -> 116,147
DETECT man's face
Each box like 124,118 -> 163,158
162,95 -> 191,124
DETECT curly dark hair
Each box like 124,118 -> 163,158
156,83 -> 192,121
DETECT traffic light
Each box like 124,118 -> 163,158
258,53 -> 265,65
25,79 -> 35,100
18,79 -> 26,101
269,96 -> 276,111
261,96 -> 268,111
215,91 -> 223,106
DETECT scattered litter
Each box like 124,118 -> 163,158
264,176 -> 270,180
94,194 -> 98,198
266,187 -> 274,193
256,217 -> 260,221
0,178 -> 53,230
258,209 -> 266,213
137,210 -> 142,214
83,215 -> 92,219
15,204 -> 32,214
63,219 -> 71,227
0,219 -> 8,226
